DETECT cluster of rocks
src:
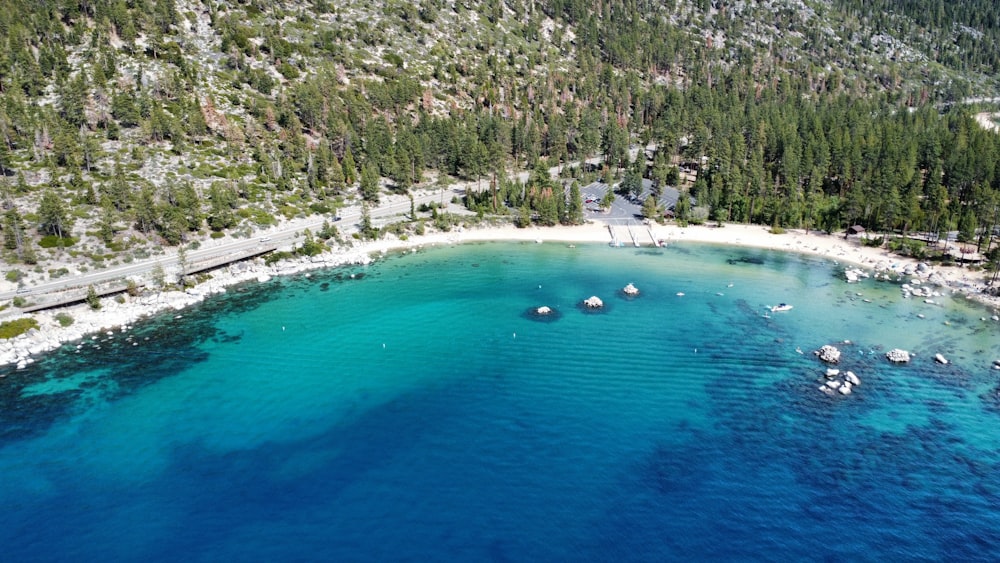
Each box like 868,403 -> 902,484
622,283 -> 640,296
900,280 -> 944,301
819,367 -> 862,396
885,348 -> 911,363
872,261 -> 935,281
583,296 -> 604,309
844,268 -> 870,283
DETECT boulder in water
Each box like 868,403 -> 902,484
622,283 -> 639,296
583,296 -> 604,309
815,345 -> 842,364
934,353 -> 949,365
845,371 -> 861,386
886,349 -> 911,363
536,306 -> 552,315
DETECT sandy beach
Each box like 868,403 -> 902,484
1,219 -> 997,370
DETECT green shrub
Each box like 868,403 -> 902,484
264,251 -> 295,265
309,202 -> 332,214
277,62 -> 300,79
48,267 -> 70,279
769,226 -> 786,235
210,231 -> 226,239
12,297 -> 26,307
5,270 -> 23,283
38,235 -> 77,248
0,317 -> 39,339
86,285 -> 101,310
54,312 -> 74,327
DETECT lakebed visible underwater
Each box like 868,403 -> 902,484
2,241 -> 999,561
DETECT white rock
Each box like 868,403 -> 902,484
622,283 -> 639,296
815,345 -> 842,364
583,296 -> 604,308
825,368 -> 840,378
886,349 -> 911,363
845,371 -> 861,386
935,353 -> 949,365
536,306 -> 552,315
838,382 -> 853,395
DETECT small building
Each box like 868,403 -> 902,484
847,225 -> 866,236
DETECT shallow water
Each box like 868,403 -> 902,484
2,242 -> 999,561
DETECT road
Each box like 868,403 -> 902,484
0,146 -> 655,306
0,189 -> 454,304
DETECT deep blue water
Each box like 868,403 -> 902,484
2,242 -> 1000,561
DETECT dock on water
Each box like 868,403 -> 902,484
606,221 -> 664,248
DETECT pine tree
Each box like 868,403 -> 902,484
342,148 -> 358,185
38,190 -> 74,238
360,162 -> 380,203
566,181 -> 584,225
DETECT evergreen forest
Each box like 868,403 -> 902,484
1,0 -> 1000,276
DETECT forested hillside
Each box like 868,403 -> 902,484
1,0 -> 1000,281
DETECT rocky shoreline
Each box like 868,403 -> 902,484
0,242 -> 400,371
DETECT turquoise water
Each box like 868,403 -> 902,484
2,242 -> 1000,561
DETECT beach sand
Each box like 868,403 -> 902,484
1,219 -> 997,369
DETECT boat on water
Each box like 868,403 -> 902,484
770,303 -> 793,312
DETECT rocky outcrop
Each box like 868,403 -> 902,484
934,353 -> 949,365
583,296 -> 604,309
886,349 -> 911,363
845,268 -> 869,283
815,345 -> 841,364
536,306 -> 552,315
818,366 -> 861,397
622,283 -> 639,296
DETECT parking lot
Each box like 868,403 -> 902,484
580,180 -> 688,225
